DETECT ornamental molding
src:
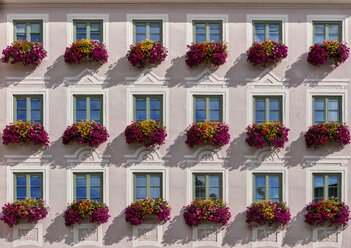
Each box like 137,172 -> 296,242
124,147 -> 170,165
64,147 -> 111,166
64,69 -> 110,86
6,76 -> 50,87
304,78 -> 349,89
303,155 -> 351,166
125,69 -> 169,86
184,147 -> 229,166
245,148 -> 290,166
252,226 -> 283,248
5,154 -> 52,165
184,68 -> 229,87
246,69 -> 289,89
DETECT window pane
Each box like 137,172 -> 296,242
149,110 -> 161,121
150,175 -> 161,187
90,32 -> 101,41
90,23 -> 100,32
135,187 -> 147,199
76,23 -> 86,33
16,110 -> 27,121
195,23 -> 206,43
90,98 -> 101,109
16,34 -> 27,40
76,98 -> 86,109
195,98 -> 206,109
135,23 -> 146,43
31,110 -> 41,123
30,98 -> 41,109
255,99 -> 265,110
269,187 -> 280,201
209,110 -> 220,122
209,23 -> 221,41
314,24 -> 325,43
76,33 -> 86,40
30,23 -> 41,33
209,175 -> 220,187
136,110 -> 147,121
76,187 -> 86,199
150,98 -> 161,109
328,24 -> 340,40
195,175 -> 206,199
16,23 -> 26,33
136,175 -> 146,186
30,34 -> 41,42
209,188 -> 220,199
254,23 -> 265,42
76,110 -> 86,122
255,176 -> 265,187
149,23 -> 161,41
136,98 -> 146,109
30,175 -> 41,186
268,23 -> 280,41
16,175 -> 27,186
30,187 -> 41,199
314,99 -> 325,110
269,176 -> 280,187
314,175 -> 324,199
210,98 -> 220,110
328,99 -> 339,111
150,187 -> 161,199
90,175 -> 101,186
90,187 -> 101,199
17,187 -> 27,199
149,33 -> 160,41
90,110 -> 101,123
76,175 -> 86,187
17,98 -> 27,109
196,111 -> 206,122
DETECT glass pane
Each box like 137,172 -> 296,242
270,111 -> 280,122
31,98 -> 41,109
255,99 -> 265,110
269,188 -> 280,201
269,99 -> 280,110
135,175 -> 146,186
76,23 -> 86,33
195,33 -> 206,43
209,23 -> 221,41
16,175 -> 26,186
76,187 -> 86,199
209,110 -> 220,122
314,99 -> 325,110
209,175 -> 220,187
30,176 -> 41,186
16,34 -> 26,40
76,98 -> 86,109
136,110 -> 147,121
150,110 -> 160,120
30,34 -> 41,42
150,175 -> 161,187
17,187 -> 27,198
314,176 -> 324,199
31,110 -> 41,123
90,187 -> 101,198
135,187 -> 147,199
90,110 -> 101,123
76,176 -> 86,187
135,23 -> 146,33
90,33 -> 101,41
195,187 -> 205,199
76,33 -> 86,40
16,23 -> 26,33
30,23 -> 41,33
328,176 -> 338,186
90,23 -> 100,32
328,99 -> 339,111
255,111 -> 265,123
17,98 -> 27,109
90,176 -> 101,186
254,23 -> 265,42
255,176 -> 265,187
210,98 -> 220,110
149,23 -> 160,33
268,24 -> 280,41
90,99 -> 101,109
149,33 -> 160,41
195,23 -> 206,42
255,188 -> 265,201
150,188 -> 161,199
150,98 -> 161,109
328,111 -> 339,122
328,24 -> 340,40
16,110 -> 27,121
30,187 -> 41,199
195,175 -> 206,187
314,24 -> 325,43
209,188 -> 220,199
269,176 -> 280,187
195,110 -> 206,122
136,98 -> 146,109
195,98 -> 206,109
328,187 -> 338,199
76,110 -> 86,122
135,34 -> 146,43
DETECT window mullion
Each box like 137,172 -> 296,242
206,22 -> 210,41
265,175 -> 269,201
206,97 -> 210,121
26,22 -> 31,41
325,98 -> 329,122
325,24 -> 329,41
265,23 -> 269,41
26,174 -> 30,198
87,175 -> 91,200
146,23 -> 150,40
324,175 -> 328,199
26,97 -> 31,122
265,97 -> 269,122
146,97 -> 150,120
87,22 -> 91,40
205,175 -> 209,200
146,174 -> 150,198
87,97 -> 91,121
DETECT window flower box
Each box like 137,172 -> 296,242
0,198 -> 49,228
124,198 -> 171,226
307,40 -> 350,67
245,122 -> 290,149
63,200 -> 110,227
126,39 -> 168,68
185,121 -> 230,148
183,199 -> 231,227
305,199 -> 350,228
2,121 -> 49,147
124,120 -> 167,148
305,122 -> 350,149
62,121 -> 109,147
1,40 -> 47,66
64,39 -> 108,65
246,40 -> 288,66
246,200 -> 291,227
185,41 -> 229,68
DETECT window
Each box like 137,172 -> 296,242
254,96 -> 282,124
74,95 -> 103,124
14,20 -> 43,42
194,95 -> 222,122
14,173 -> 42,201
74,173 -> 103,202
313,96 -> 341,125
313,21 -> 341,43
133,20 -> 162,43
253,173 -> 282,202
193,173 -> 222,200
313,174 -> 341,202
134,173 -> 162,201
73,20 -> 103,41
14,95 -> 43,124
193,21 -> 222,42
253,21 -> 282,42
134,95 -> 163,123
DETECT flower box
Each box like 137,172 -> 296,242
126,39 -> 168,68
62,121 -> 109,147
246,40 -> 288,66
124,120 -> 167,148
64,39 -> 108,65
183,199 -> 231,227
305,199 -> 350,228
1,40 -> 47,66
0,199 -> 49,228
185,41 -> 229,68
185,121 -> 230,148
2,121 -> 49,147
64,200 -> 110,227
124,198 -> 171,226
307,40 -> 350,67
246,201 -> 291,227
305,122 -> 350,149
245,122 -> 290,149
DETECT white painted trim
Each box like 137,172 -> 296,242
312,226 -> 342,248
246,166 -> 288,206
132,224 -> 162,247
7,88 -> 49,131
64,69 -> 110,86
73,223 -> 102,247
13,223 -> 43,247
125,69 -> 169,86
66,165 -> 109,205
245,148 -> 290,166
65,147 -> 111,166
126,165 -> 169,205
184,147 -> 229,166
7,14 -> 49,60
186,14 -> 229,44
306,89 -> 348,128
186,167 -> 228,204
126,87 -> 169,129
186,88 -> 229,125
246,14 -> 289,49
6,76 -> 50,86
66,14 -> 109,46
7,165 -> 50,204
126,14 -> 169,48
192,224 -> 223,248
305,165 -> 348,204
252,226 -> 282,248
304,78 -> 349,89
5,154 -> 52,165
307,15 -> 349,48
184,69 -> 229,87
247,89 -> 289,126
124,147 -> 171,166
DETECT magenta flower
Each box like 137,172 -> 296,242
246,40 -> 288,66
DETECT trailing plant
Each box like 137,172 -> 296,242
64,39 -> 108,64
246,40 -> 288,66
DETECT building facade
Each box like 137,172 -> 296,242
1,0 -> 351,247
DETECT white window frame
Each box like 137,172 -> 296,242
186,14 -> 229,44
246,14 -> 288,48
126,14 -> 169,48
7,14 -> 49,60
66,13 -> 109,46
307,15 -> 349,47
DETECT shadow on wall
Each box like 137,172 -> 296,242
41,139 -> 68,169
104,211 -> 132,245
164,131 -> 189,168
162,212 -> 192,246
0,63 -> 37,88
44,212 -> 73,245
165,55 -> 195,88
222,211 -> 251,247
102,56 -> 132,88
0,221 -> 13,243
226,132 -> 251,171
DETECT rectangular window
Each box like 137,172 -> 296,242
253,21 -> 282,42
134,95 -> 163,123
313,173 -> 341,202
313,21 -> 342,43
133,20 -> 162,43
253,173 -> 282,202
254,96 -> 282,124
313,96 -> 341,125
133,173 -> 162,201
74,95 -> 103,124
193,173 -> 222,200
193,21 -> 223,42
14,173 -> 43,201
14,95 -> 43,124
14,20 -> 43,42
73,20 -> 103,41
194,95 -> 222,122
74,173 -> 103,202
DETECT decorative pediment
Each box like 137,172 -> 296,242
64,69 -> 110,86
124,147 -> 170,165
304,78 -> 349,89
185,69 -> 229,86
125,69 -> 169,86
6,76 -> 50,87
64,147 -> 111,166
184,147 -> 229,166
304,155 -> 350,166
5,154 -> 52,165
246,69 -> 289,89
245,148 -> 290,165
